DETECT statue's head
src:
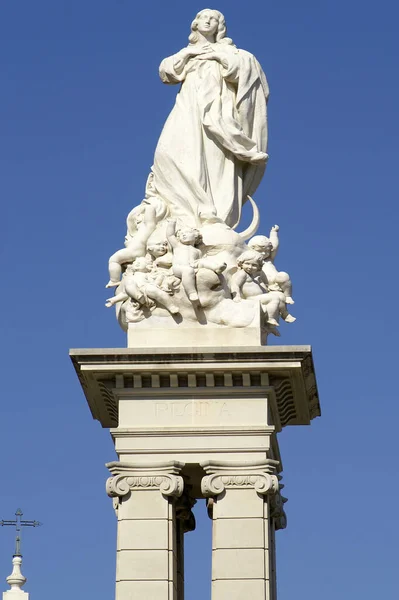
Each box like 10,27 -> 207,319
130,205 -> 145,227
131,257 -> 151,272
248,235 -> 273,258
189,9 -> 233,45
237,250 -> 264,274
176,227 -> 203,246
147,240 -> 168,258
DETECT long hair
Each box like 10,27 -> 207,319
188,9 -> 233,45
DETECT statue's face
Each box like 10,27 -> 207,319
252,243 -> 272,258
178,228 -> 197,245
150,242 -> 168,257
241,259 -> 260,275
196,11 -> 219,37
133,258 -> 149,272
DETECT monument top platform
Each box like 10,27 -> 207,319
69,344 -> 312,357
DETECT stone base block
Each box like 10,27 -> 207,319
127,303 -> 265,348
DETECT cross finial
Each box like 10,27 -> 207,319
1,509 -> 41,557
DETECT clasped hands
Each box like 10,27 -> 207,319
182,44 -> 225,64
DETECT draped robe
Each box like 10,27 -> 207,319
151,43 -> 269,229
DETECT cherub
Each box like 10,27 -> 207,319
146,240 -> 180,294
248,225 -> 294,304
166,219 -> 227,304
231,250 -> 296,327
106,203 -> 157,288
146,240 -> 174,274
105,257 -> 180,316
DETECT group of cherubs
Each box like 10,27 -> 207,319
105,202 -> 295,331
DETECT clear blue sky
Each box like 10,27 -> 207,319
0,1 -> 398,598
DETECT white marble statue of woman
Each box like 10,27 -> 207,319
150,8 -> 269,229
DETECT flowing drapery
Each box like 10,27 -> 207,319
151,44 -> 269,228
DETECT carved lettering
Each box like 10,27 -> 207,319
154,400 -> 233,419
155,403 -> 169,416
219,403 -> 231,417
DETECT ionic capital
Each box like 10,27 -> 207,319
106,460 -> 184,500
200,459 -> 280,497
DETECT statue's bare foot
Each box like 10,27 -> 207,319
214,262 -> 227,274
284,314 -> 296,323
267,325 -> 281,337
169,304 -> 180,314
267,317 -> 279,327
251,152 -> 268,164
106,280 -> 120,288
285,296 -> 295,305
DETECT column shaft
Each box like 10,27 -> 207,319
107,461 -> 184,600
202,461 -> 280,600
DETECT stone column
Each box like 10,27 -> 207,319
106,461 -> 184,600
201,460 -> 283,600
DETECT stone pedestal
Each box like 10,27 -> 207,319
71,345 -> 320,599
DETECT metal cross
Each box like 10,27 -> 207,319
1,509 -> 41,556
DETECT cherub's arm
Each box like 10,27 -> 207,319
269,225 -> 280,261
140,204 -> 157,237
258,270 -> 270,288
231,270 -> 248,301
166,219 -> 179,250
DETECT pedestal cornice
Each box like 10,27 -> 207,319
70,346 -> 320,430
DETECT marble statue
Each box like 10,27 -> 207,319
231,250 -> 295,327
106,257 -> 180,316
106,203 -> 158,288
248,226 -> 294,304
166,219 -> 227,305
105,9 -> 296,341
153,8 -> 269,229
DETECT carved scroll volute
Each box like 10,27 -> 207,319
106,474 -> 131,499
201,472 -> 279,498
106,460 -> 185,514
106,473 -> 184,500
201,473 -> 227,497
106,472 -> 184,515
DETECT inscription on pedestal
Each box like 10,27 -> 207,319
155,401 -> 231,419
118,397 -> 269,428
